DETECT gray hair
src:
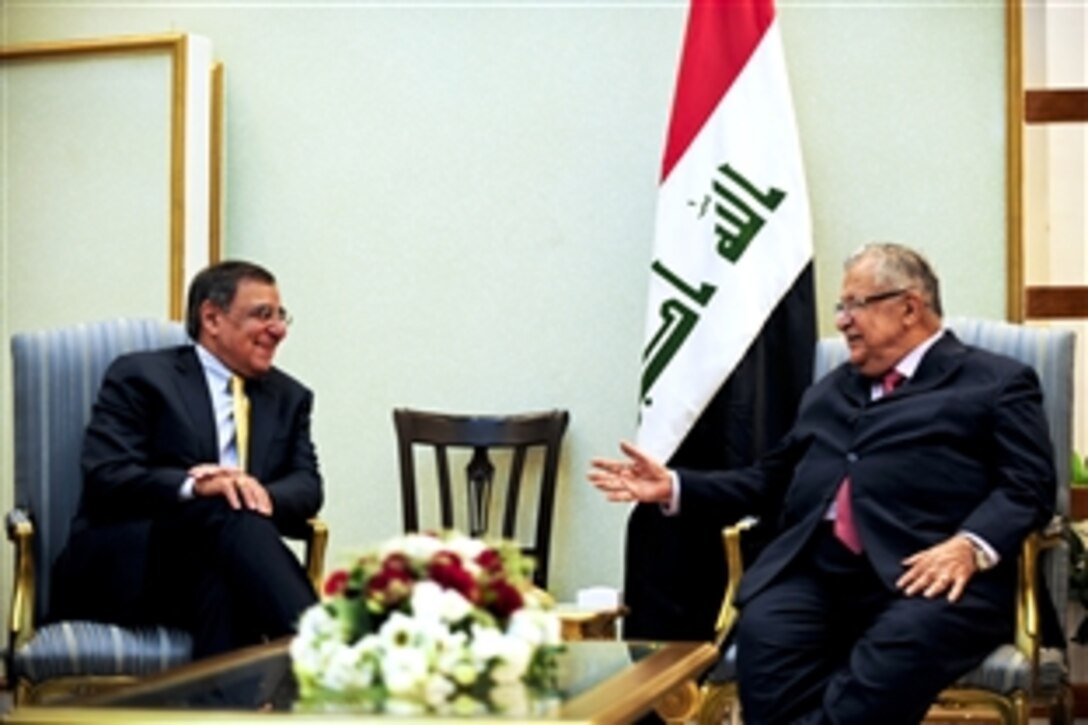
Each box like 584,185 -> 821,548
845,242 -> 943,317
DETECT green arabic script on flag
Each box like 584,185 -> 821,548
640,162 -> 787,404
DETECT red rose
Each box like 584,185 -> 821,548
367,567 -> 413,607
381,552 -> 414,576
475,548 -> 504,574
323,569 -> 350,597
429,551 -> 480,603
487,578 -> 524,619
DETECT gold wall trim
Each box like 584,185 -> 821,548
210,61 -> 225,263
171,35 -> 187,319
1006,0 -> 1024,322
1,32 -> 191,319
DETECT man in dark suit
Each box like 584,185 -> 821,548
590,243 -> 1055,724
52,260 -> 322,659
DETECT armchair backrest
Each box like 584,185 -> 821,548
11,319 -> 188,622
393,408 -> 570,589
813,317 -> 1075,606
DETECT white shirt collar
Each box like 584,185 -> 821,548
194,343 -> 233,387
891,327 -> 945,380
870,327 -> 944,400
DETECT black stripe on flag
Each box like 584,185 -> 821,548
623,262 -> 815,640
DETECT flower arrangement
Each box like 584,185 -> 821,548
290,531 -> 563,716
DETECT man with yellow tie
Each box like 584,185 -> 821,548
52,260 -> 323,659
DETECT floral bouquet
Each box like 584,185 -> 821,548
290,531 -> 564,716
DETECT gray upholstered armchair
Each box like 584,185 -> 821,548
5,318 -> 328,704
698,318 -> 1075,725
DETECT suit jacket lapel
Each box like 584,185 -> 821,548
900,330 -> 966,395
173,347 -> 219,462
837,365 -> 872,408
246,376 -> 277,479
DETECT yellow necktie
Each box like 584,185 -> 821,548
230,375 -> 250,472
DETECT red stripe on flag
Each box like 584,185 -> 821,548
661,0 -> 775,182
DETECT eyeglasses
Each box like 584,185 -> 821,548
236,304 -> 293,327
834,288 -> 909,317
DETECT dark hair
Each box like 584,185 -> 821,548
845,242 -> 943,317
185,260 -> 276,339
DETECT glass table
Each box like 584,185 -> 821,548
4,638 -> 718,723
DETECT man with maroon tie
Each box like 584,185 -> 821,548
590,243 -> 1055,723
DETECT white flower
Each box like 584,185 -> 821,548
381,646 -> 430,697
319,641 -> 376,692
491,681 -> 531,714
290,606 -> 343,676
422,673 -> 456,708
288,636 -> 323,677
355,633 -> 382,657
467,624 -> 507,664
446,534 -> 487,563
432,629 -> 470,674
410,580 -> 473,625
379,610 -> 429,651
448,658 -> 479,686
508,608 -> 562,647
383,533 -> 443,561
296,604 -> 338,640
489,635 -> 533,684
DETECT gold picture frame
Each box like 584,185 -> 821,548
1005,0 -> 1024,322
1,32 -> 221,319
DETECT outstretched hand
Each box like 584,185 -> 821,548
588,441 -> 673,504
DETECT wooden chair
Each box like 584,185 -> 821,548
697,318 -> 1075,724
6,319 -> 328,704
393,408 -> 569,589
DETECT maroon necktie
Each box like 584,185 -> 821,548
833,369 -> 905,554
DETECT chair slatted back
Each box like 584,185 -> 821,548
393,408 -> 570,589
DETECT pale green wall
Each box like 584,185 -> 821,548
1,1 -> 1008,626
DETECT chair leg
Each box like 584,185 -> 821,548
1012,691 -> 1029,725
654,679 -> 701,723
1052,685 -> 1074,725
697,682 -> 738,725
14,678 -> 31,707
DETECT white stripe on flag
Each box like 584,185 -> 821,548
637,18 -> 813,462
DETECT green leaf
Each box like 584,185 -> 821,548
1073,452 -> 1088,485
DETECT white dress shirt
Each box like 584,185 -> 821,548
178,344 -> 241,499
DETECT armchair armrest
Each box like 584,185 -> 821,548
302,517 -> 328,595
6,508 -> 36,656
1015,516 -> 1064,672
712,517 -> 758,650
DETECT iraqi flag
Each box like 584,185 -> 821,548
624,0 -> 816,640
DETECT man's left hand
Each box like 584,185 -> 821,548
897,534 -> 977,602
232,473 -> 273,516
190,465 -> 274,516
